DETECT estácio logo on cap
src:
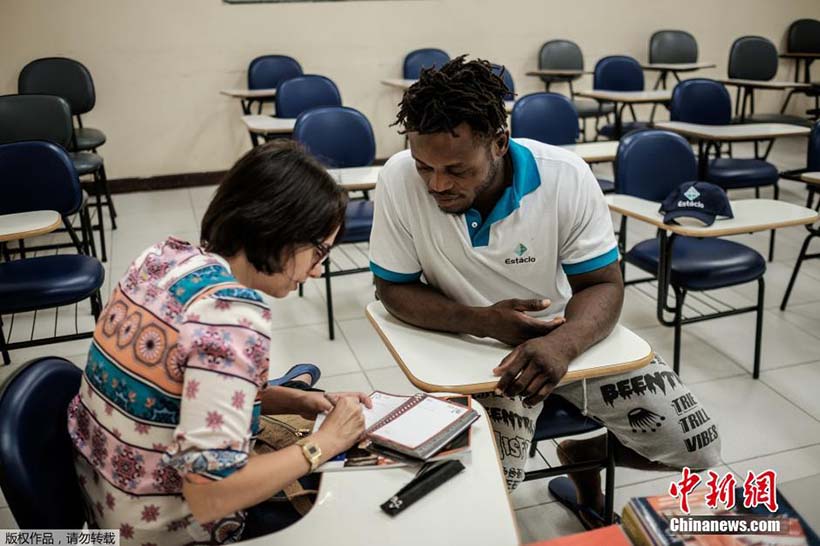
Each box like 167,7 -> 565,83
659,182 -> 733,226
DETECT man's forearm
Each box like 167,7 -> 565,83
375,278 -> 488,337
542,280 -> 623,365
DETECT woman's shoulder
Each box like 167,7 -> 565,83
182,279 -> 271,334
120,237 -> 271,330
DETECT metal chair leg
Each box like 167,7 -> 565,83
90,291 -> 103,320
324,259 -> 335,340
298,284 -> 304,298
93,173 -> 108,263
780,90 -> 797,114
528,440 -> 538,458
62,215 -> 85,255
780,233 -> 813,310
753,278 -> 765,379
769,184 -> 779,262
99,164 -> 117,229
672,286 -> 686,376
82,205 -> 97,258
0,317 -> 10,365
78,208 -> 90,256
603,431 -> 616,524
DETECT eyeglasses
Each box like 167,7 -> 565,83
311,241 -> 332,269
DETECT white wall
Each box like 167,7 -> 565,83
1,0 -> 818,180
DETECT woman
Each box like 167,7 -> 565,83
68,141 -> 369,545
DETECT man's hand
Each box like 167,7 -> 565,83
480,298 -> 566,346
492,336 -> 571,406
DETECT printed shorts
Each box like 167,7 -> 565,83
476,354 -> 721,490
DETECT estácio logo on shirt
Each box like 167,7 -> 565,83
505,243 -> 536,265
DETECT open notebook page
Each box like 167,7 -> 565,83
370,396 -> 469,449
312,391 -> 408,431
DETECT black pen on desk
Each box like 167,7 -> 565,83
381,459 -> 466,517
414,459 -> 447,479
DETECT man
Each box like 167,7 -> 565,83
368,56 -> 721,527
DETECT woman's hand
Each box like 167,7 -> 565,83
294,391 -> 372,420
313,396 -> 367,456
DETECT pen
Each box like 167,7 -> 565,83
381,459 -> 465,516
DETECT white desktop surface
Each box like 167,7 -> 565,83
366,302 -> 653,394
246,402 -> 519,546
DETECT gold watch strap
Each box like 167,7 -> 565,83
296,438 -> 321,472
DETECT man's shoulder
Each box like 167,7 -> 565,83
378,149 -> 424,199
513,138 -> 590,176
381,148 -> 416,178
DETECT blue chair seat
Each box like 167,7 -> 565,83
707,158 -> 778,189
574,99 -> 614,118
0,255 -> 105,314
598,121 -> 651,139
596,177 -> 615,194
339,200 -> 374,244
73,127 -> 106,151
534,395 -> 601,441
626,237 -> 766,290
69,152 -> 103,176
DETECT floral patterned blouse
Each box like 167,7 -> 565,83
68,237 -> 272,545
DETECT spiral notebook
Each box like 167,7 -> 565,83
365,392 -> 479,460
312,391 -> 479,468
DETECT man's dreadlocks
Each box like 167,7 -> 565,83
393,55 -> 511,138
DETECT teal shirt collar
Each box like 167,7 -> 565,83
466,139 -> 541,247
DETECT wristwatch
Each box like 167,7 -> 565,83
296,438 -> 322,472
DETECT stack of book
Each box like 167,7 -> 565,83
527,525 -> 632,545
622,488 -> 819,546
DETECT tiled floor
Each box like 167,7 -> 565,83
2,136 -> 819,542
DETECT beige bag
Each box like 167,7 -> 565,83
253,414 -> 318,516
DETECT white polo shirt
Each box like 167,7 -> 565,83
369,138 -> 618,317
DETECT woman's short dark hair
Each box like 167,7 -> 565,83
201,141 -> 348,274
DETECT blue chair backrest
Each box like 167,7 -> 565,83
293,106 -> 376,168
649,30 -> 698,64
594,55 -> 644,91
0,141 -> 82,216
670,79 -> 732,125
491,64 -> 515,101
728,36 -> 778,81
247,55 -> 303,90
275,75 -> 342,119
511,93 -> 579,145
403,48 -> 450,79
615,130 -> 697,201
0,357 -> 86,529
808,121 -> 820,171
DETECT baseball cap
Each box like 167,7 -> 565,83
659,181 -> 733,226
